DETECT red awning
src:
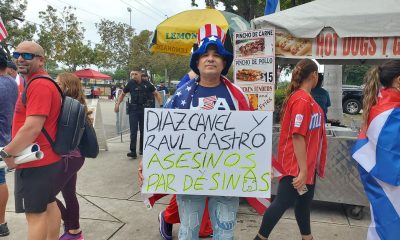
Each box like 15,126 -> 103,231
73,68 -> 112,80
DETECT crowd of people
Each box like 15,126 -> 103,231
0,22 -> 399,240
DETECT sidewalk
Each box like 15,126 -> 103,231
3,133 -> 369,240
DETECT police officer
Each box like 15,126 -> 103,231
141,73 -> 155,108
114,69 -> 162,159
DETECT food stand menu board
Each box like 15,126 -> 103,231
234,29 -> 275,111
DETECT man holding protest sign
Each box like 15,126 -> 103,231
139,24 -> 254,240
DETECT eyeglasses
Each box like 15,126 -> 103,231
12,52 -> 42,60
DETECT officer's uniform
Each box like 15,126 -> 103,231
144,80 -> 156,108
123,79 -> 156,156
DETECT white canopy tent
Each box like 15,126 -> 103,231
253,0 -> 400,38
251,0 -> 400,65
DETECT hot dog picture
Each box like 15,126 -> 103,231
276,32 -> 312,56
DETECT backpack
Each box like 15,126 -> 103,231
22,76 -> 86,155
78,121 -> 99,158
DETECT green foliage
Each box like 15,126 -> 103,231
343,65 -> 370,86
38,6 -> 93,71
130,30 -> 189,81
113,68 -> 129,81
0,0 -> 36,57
190,0 -> 313,21
149,52 -> 190,81
95,19 -> 133,69
274,87 -> 286,110
277,81 -> 289,90
130,30 -> 152,71
273,87 -> 288,122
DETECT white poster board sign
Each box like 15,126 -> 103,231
141,108 -> 273,198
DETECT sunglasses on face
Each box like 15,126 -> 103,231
12,52 -> 42,60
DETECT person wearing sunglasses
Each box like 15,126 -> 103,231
12,52 -> 42,61
2,41 -> 63,240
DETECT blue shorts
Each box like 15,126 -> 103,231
0,168 -> 5,184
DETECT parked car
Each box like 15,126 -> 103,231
342,85 -> 363,115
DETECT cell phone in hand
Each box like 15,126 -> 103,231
298,185 -> 308,195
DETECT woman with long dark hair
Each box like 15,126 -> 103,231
55,72 -> 92,240
255,59 -> 327,240
352,61 -> 400,239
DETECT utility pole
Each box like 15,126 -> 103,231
127,7 -> 132,27
127,7 -> 133,83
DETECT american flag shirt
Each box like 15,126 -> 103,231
165,76 -> 245,111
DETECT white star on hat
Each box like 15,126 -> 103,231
181,100 -> 186,106
208,36 -> 218,41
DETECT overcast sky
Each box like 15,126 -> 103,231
24,0 -> 225,45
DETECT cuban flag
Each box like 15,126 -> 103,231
264,0 -> 280,15
352,89 -> 400,240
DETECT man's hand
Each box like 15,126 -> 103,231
138,160 -> 144,187
4,157 -> 17,170
114,103 -> 120,113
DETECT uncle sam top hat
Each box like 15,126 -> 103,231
190,24 -> 233,76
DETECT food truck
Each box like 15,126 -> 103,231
235,0 -> 400,219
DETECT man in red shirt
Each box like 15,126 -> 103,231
2,41 -> 62,240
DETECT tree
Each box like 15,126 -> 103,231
0,0 -> 37,57
190,0 -> 313,21
128,30 -> 190,81
129,30 -> 153,71
343,65 -> 370,86
95,19 -> 133,69
113,68 -> 129,81
38,6 -> 93,71
37,6 -> 64,62
150,53 -> 190,81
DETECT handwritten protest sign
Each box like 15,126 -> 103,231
141,108 -> 273,198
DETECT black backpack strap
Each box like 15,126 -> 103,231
21,75 -> 64,147
22,75 -> 63,106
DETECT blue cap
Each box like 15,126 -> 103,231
7,61 -> 17,70
190,35 -> 233,76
